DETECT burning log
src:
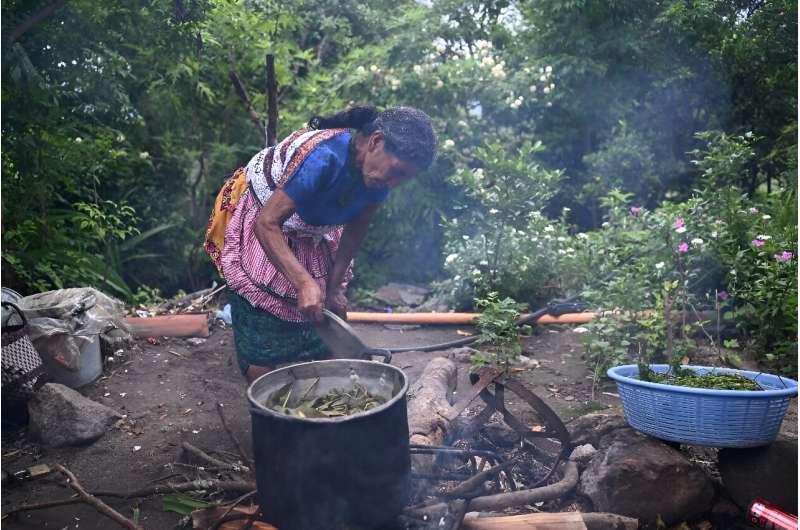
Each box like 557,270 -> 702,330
467,460 -> 579,511
407,357 -> 457,446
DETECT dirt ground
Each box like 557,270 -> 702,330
1,321 -> 796,529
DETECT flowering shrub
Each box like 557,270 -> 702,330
435,141 -> 568,309
577,187 -> 797,376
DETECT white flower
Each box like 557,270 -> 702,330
691,238 -> 704,245
139,151 -> 150,160
390,78 -> 401,90
489,208 -> 499,214
546,102 -> 552,107
57,61 -> 66,68
117,134 -> 125,142
471,269 -> 481,275
539,67 -> 544,73
601,222 -> 610,228
558,249 -> 567,255
356,65 -> 366,75
539,75 -> 547,82
543,86 -> 550,94
756,234 -> 772,240
491,64 -> 506,79
745,131 -> 753,138
435,78 -> 444,88
74,137 -> 83,143
443,139 -> 455,149
577,233 -> 588,239
481,56 -> 495,67
445,253 -> 458,264
529,85 -> 537,92
675,226 -> 687,234
762,214 -> 772,220
543,225 -> 555,233
369,64 -> 379,73
412,65 -> 422,75
711,231 -> 718,238
565,248 -> 575,253
573,326 -> 589,334
549,83 -> 555,89
557,236 -> 566,242
473,168 -> 485,179
545,65 -> 553,73
655,262 -> 665,270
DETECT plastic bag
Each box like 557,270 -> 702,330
17,288 -> 130,371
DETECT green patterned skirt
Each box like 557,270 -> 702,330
228,291 -> 330,374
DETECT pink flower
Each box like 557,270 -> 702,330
774,251 -> 794,262
678,242 -> 689,253
749,207 -> 759,213
714,219 -> 726,225
672,219 -> 685,229
718,291 -> 729,301
752,239 -> 765,247
630,206 -> 642,215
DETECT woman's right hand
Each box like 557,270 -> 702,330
298,280 -> 324,322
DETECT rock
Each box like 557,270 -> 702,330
415,293 -> 450,313
186,338 -> 207,346
28,383 -> 122,447
718,438 -> 798,513
579,436 -> 715,525
445,347 -> 480,363
515,355 -> 540,369
569,443 -> 597,466
568,413 -> 633,448
373,283 -> 430,307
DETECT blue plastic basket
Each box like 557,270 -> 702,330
607,364 -> 798,448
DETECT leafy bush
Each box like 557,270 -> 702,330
577,184 -> 797,377
436,141 -> 568,309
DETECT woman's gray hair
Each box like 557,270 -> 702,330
309,105 -> 437,170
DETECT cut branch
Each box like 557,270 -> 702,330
229,70 -> 265,143
182,441 -> 250,473
90,479 -> 256,499
55,464 -> 143,530
216,402 -> 252,469
11,0 -> 67,41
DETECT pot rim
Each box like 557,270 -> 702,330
247,359 -> 409,424
608,364 -> 798,398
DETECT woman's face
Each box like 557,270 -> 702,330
360,131 -> 420,189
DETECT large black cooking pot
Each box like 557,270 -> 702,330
247,359 -> 410,530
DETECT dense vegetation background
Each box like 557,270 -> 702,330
2,1 -> 797,371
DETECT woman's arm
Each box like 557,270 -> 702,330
325,203 -> 380,318
254,189 -> 324,321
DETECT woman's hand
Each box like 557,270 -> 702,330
297,280 -> 324,322
325,285 -> 348,320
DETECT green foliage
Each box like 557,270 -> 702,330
1,0 -> 796,344
436,142 -> 566,308
472,292 -> 531,368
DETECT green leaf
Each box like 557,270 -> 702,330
161,493 -> 213,515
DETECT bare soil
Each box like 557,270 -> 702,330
2,321 -> 796,529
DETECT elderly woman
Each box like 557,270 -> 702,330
205,106 -> 437,382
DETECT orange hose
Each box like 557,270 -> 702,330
345,312 -> 599,325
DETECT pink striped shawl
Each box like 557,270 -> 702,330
221,129 -> 353,321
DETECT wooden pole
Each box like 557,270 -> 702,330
266,54 -> 278,146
